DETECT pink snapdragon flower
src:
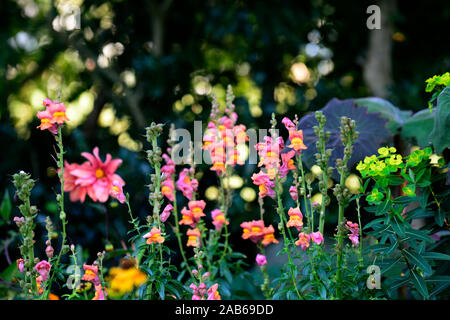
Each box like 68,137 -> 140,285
81,264 -> 100,286
241,220 -> 266,243
211,209 -> 229,230
63,147 -> 125,203
286,207 -> 303,231
251,172 -> 275,199
280,150 -> 296,178
310,231 -> 324,245
35,260 -> 51,281
93,284 -> 107,300
295,232 -> 311,251
161,179 -> 175,202
176,168 -> 198,200
36,98 -> 69,134
256,254 -> 268,266
207,283 -> 221,300
16,258 -> 24,273
160,204 -> 173,223
289,185 -> 298,201
346,221 -> 359,246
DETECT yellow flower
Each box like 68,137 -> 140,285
378,147 -> 389,157
107,266 -> 147,297
388,154 -> 402,166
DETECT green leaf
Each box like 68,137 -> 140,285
404,250 -> 432,274
425,276 -> 450,283
0,190 -> 12,222
390,216 -> 405,237
355,97 -> 412,133
422,252 -> 450,260
155,281 -> 165,300
404,229 -> 434,243
428,86 -> 450,154
410,269 -> 429,299
401,109 -> 435,147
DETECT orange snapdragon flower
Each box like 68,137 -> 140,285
186,228 -> 201,247
240,220 -> 265,243
261,225 -> 279,246
286,207 -> 304,231
288,130 -> 307,152
143,227 -> 165,244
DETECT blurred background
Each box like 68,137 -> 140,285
1,0 -> 449,297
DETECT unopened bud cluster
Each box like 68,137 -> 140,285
333,116 -> 359,205
145,122 -> 165,220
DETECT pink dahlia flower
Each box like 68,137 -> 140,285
63,147 -> 125,203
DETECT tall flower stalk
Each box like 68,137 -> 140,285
12,171 -> 39,297
35,98 -> 70,299
333,116 -> 358,299
313,111 -> 332,235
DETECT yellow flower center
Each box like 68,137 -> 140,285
251,227 -> 261,233
192,207 -> 203,214
188,236 -> 197,241
215,215 -> 226,222
95,169 -> 105,178
150,233 -> 161,240
53,111 -> 66,118
291,137 -> 303,145
41,118 -> 51,124
111,186 -> 120,193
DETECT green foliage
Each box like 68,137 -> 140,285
357,146 -> 450,299
425,72 -> 450,110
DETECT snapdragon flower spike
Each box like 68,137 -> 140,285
176,168 -> 198,200
186,228 -> 201,247
110,181 -> 126,203
286,207 -> 304,231
202,101 -> 248,175
346,221 -> 359,246
295,232 -> 311,251
143,227 -> 165,244
211,209 -> 229,230
160,204 -> 173,223
36,98 -> 69,134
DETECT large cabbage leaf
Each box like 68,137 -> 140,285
298,98 -> 392,180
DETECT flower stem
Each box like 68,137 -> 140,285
43,127 -> 68,299
275,176 -> 302,300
